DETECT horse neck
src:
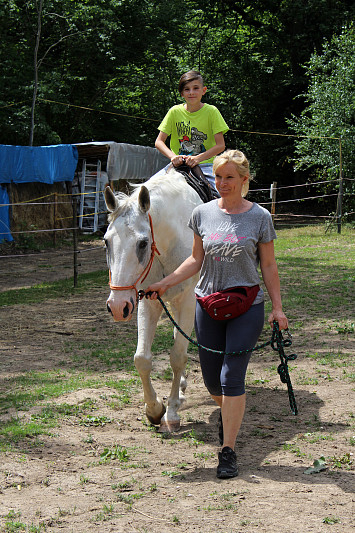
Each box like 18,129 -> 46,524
148,180 -> 200,255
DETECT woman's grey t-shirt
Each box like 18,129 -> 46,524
188,200 -> 277,304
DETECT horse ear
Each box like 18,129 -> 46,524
138,186 -> 150,213
104,185 -> 118,212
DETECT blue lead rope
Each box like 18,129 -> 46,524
139,291 -> 298,415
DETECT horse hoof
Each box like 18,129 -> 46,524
158,419 -> 181,433
146,404 -> 166,426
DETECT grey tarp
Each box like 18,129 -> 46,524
106,142 -> 169,181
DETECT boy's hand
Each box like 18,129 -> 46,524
171,155 -> 186,167
184,155 -> 199,167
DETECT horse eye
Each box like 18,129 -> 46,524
138,239 -> 148,250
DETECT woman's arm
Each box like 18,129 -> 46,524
145,234 -> 204,299
184,132 -> 225,167
258,240 -> 288,330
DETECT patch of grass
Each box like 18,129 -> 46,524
193,451 -> 215,460
0,370 -> 103,412
0,270 -> 107,307
116,492 -> 144,508
100,445 -> 129,464
0,373 -> 138,450
282,443 -> 306,457
161,469 -> 181,478
323,516 -> 340,524
0,372 -> 137,414
112,478 -> 137,491
305,350 -> 353,368
329,452 -> 353,469
94,503 -> 116,522
4,521 -> 27,532
274,226 -> 354,316
300,432 -> 334,444
295,371 -> 319,386
0,417 -> 53,448
180,428 -> 205,447
80,415 -> 112,427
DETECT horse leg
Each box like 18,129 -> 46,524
159,291 -> 196,433
134,299 -> 166,426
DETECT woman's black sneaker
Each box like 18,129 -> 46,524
218,410 -> 223,445
217,446 -> 238,479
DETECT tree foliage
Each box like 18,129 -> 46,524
288,25 -> 355,181
0,0 -> 354,188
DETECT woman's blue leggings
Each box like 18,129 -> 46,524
194,301 -> 265,397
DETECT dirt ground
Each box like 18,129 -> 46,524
0,243 -> 354,532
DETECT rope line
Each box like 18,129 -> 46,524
3,97 -> 340,142
228,127 -> 339,141
38,98 -> 161,123
3,176 -> 352,209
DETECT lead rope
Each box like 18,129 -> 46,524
139,290 -> 298,415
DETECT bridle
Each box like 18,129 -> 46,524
108,213 -> 161,303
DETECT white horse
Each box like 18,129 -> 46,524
104,169 -> 202,432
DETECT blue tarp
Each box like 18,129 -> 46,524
0,144 -> 78,184
0,144 -> 78,242
0,186 -> 14,243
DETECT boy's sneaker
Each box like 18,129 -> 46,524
218,410 -> 223,445
217,446 -> 238,479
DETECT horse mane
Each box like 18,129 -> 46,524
108,169 -> 187,222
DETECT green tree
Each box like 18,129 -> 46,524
288,25 -> 354,182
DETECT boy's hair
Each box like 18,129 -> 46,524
178,70 -> 204,93
213,149 -> 252,197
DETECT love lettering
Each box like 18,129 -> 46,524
205,241 -> 243,257
208,233 -> 245,244
206,221 -> 245,258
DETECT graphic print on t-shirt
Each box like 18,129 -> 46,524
205,220 -> 246,263
176,121 -> 207,155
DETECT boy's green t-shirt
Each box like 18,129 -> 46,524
158,103 -> 229,164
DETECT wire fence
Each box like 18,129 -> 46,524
0,175 -> 353,294
1,176 -> 354,241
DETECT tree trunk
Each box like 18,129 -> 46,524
29,0 -> 43,146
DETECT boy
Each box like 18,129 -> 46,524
154,70 -> 229,188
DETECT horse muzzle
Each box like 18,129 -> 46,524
106,294 -> 135,322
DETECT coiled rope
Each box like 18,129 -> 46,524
139,291 -> 298,415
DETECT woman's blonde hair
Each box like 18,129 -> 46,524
213,149 -> 252,197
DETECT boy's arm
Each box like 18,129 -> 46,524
155,131 -> 184,167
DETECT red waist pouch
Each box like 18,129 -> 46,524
196,285 -> 260,321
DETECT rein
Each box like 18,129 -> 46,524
108,213 -> 160,302
139,290 -> 298,415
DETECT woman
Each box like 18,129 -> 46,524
146,149 -> 288,479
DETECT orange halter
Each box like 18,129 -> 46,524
108,213 -> 160,302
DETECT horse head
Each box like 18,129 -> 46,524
104,184 -> 153,322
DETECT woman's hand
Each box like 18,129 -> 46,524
144,280 -> 169,300
268,309 -> 288,330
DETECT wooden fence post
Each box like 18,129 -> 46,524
72,196 -> 78,287
271,181 -> 277,225
336,137 -> 343,234
52,192 -> 57,247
